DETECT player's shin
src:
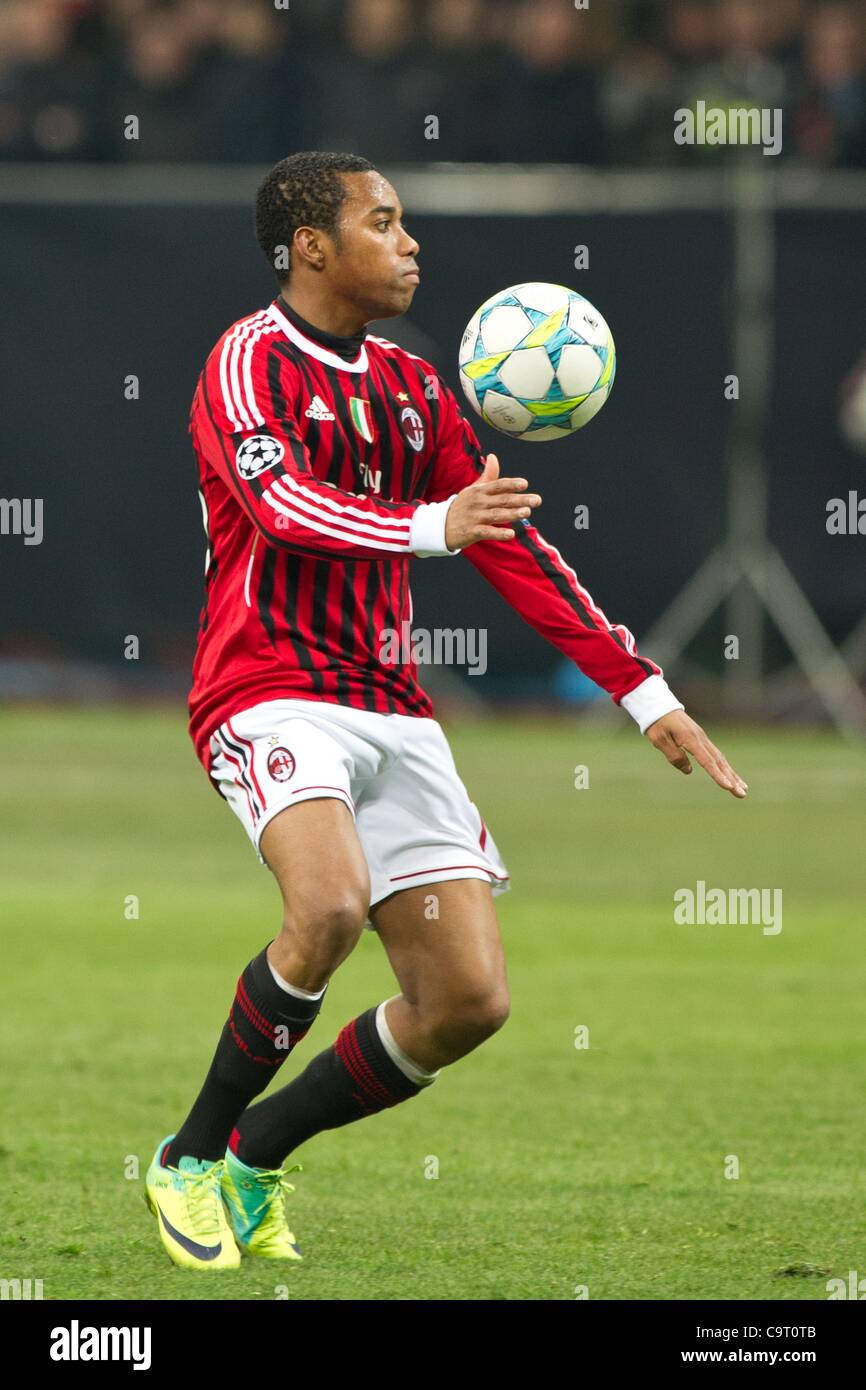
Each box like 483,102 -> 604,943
164,946 -> 326,1166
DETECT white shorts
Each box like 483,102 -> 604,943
208,698 -> 510,924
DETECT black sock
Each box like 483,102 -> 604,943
165,947 -> 325,1165
229,1004 -> 428,1169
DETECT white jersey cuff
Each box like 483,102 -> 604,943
620,674 -> 684,734
409,496 -> 461,557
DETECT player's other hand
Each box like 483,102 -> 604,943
445,454 -> 541,550
645,710 -> 748,798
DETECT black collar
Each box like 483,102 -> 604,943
275,295 -> 367,362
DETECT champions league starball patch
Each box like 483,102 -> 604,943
235,434 -> 285,479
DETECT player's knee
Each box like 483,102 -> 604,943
282,889 -> 369,968
433,987 -> 510,1047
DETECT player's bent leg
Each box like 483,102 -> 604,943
221,876 -> 508,1233
371,877 -> 511,1072
224,888 -> 461,1205
215,881 -> 506,1260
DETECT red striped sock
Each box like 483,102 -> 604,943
229,1004 -> 427,1169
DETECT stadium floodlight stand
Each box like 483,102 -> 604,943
637,160 -> 866,737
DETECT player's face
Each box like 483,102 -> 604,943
330,172 -> 421,319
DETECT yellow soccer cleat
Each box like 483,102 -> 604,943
221,1147 -> 304,1260
145,1135 -> 240,1270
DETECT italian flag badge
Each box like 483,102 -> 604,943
349,396 -> 376,444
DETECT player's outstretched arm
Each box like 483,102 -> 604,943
458,488 -> 749,800
644,709 -> 748,798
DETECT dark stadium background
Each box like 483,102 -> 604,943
4,200 -> 866,680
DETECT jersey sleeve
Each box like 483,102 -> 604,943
422,372 -> 684,729
192,343 -> 454,560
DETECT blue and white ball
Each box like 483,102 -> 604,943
458,282 -> 616,441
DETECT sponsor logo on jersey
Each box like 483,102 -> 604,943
305,395 -> 335,421
359,462 -> 382,494
400,406 -> 425,452
267,746 -> 296,782
235,434 -> 285,479
349,396 -> 376,444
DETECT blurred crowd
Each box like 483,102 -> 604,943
1,0 -> 865,166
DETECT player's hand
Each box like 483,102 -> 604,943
445,454 -> 541,549
645,710 -> 748,798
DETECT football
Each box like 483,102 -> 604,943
458,282 -> 616,441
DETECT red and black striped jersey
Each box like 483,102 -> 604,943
187,294 -> 675,768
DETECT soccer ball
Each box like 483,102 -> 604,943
458,282 -> 616,441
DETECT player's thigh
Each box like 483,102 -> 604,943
370,877 -> 510,1024
211,704 -> 376,953
262,800 -> 371,963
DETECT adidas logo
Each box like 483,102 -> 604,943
304,395 -> 335,421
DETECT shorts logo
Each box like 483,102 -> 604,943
267,746 -> 296,782
235,434 -> 285,480
400,406 -> 425,453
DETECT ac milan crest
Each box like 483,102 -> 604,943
400,406 -> 425,452
267,746 -> 296,782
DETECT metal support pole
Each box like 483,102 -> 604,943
632,160 -> 866,736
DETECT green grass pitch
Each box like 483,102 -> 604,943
1,706 -> 864,1301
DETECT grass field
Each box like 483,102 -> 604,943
1,706 -> 865,1302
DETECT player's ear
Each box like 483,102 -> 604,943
293,226 -> 326,272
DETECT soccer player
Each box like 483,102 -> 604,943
145,152 -> 747,1270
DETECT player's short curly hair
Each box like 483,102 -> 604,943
255,151 -> 376,285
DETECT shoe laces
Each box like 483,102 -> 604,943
165,1159 -> 227,1239
247,1162 -> 303,1220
